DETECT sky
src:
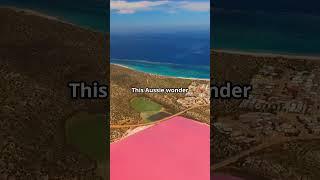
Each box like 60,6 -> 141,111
110,0 -> 210,33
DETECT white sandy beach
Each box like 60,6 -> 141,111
111,63 -> 210,82
215,49 -> 320,61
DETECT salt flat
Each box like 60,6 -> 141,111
111,116 -> 210,180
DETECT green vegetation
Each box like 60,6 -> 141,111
130,97 -> 162,112
66,112 -> 107,161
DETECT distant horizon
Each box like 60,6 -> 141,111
111,0 -> 209,33
111,26 -> 210,35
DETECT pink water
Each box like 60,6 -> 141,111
111,116 -> 210,180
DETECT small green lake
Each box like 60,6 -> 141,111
130,97 -> 162,112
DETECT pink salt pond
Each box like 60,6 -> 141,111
111,116 -> 210,180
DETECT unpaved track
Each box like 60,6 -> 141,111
110,104 -> 209,129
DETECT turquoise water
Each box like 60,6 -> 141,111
1,0 -> 108,32
4,1 -> 320,57
212,9 -> 320,56
110,31 -> 210,79
111,59 -> 210,79
2,1 -> 209,78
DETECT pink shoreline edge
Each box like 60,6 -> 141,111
111,116 -> 210,180
110,117 -> 209,144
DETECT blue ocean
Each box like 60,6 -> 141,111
0,0 -> 108,32
110,31 -> 210,79
212,0 -> 320,56
1,0 -> 210,79
3,0 -> 320,78
112,59 -> 210,79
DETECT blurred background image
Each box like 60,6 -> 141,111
0,0 -> 108,179
212,1 -> 320,179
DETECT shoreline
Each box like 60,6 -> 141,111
214,49 -> 320,61
111,63 -> 210,81
0,6 -> 102,33
4,6 -> 320,62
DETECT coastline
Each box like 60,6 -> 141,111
0,6 -> 102,33
1,5 -> 60,20
4,6 -> 320,62
214,49 -> 320,61
111,63 -> 210,81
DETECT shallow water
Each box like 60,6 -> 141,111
111,59 -> 210,79
213,8 -> 320,56
1,0 -> 108,32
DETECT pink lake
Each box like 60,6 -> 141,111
111,116 -> 210,180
